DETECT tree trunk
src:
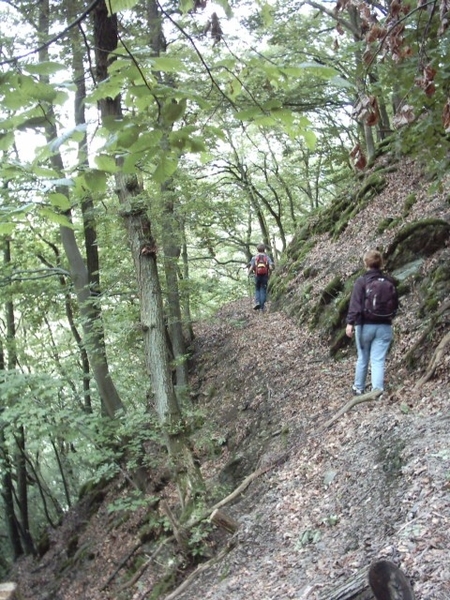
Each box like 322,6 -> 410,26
4,241 -> 34,556
160,187 -> 189,398
92,0 -> 204,507
181,230 -> 195,344
0,254 -> 22,560
144,0 -> 190,397
0,418 -> 23,561
38,0 -> 124,418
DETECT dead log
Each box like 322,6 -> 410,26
317,561 -> 415,600
317,569 -> 370,599
209,508 -> 239,533
317,567 -> 371,600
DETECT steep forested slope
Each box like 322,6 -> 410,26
7,156 -> 450,599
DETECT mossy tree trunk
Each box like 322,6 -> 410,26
92,0 -> 204,507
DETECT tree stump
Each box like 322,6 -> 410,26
0,583 -> 21,600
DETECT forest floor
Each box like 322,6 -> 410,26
10,295 -> 450,600
8,157 -> 450,599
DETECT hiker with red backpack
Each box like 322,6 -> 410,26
345,250 -> 399,395
248,243 -> 274,311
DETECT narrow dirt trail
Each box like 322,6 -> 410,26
183,299 -> 450,600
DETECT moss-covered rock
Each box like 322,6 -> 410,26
386,219 -> 450,269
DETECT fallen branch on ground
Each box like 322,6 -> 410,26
115,537 -> 172,592
162,537 -> 238,600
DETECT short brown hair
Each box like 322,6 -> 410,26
257,243 -> 266,252
364,250 -> 383,269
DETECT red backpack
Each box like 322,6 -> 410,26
253,253 -> 270,276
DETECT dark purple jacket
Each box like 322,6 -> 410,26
346,269 -> 398,326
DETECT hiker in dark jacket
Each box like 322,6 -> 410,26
248,243 -> 274,311
346,250 -> 398,395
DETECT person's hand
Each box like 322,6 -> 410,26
346,324 -> 354,338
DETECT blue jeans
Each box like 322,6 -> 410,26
354,324 -> 393,391
255,275 -> 269,309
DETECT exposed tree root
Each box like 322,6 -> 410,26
316,389 -> 383,433
415,330 -> 450,388
404,298 -> 450,367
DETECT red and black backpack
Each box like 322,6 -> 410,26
254,253 -> 270,276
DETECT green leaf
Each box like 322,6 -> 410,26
301,129 -> 317,150
228,79 -> 242,100
83,170 -> 108,193
106,0 -> 140,14
263,99 -> 283,110
169,130 -> 206,153
235,107 -> 262,121
32,166 -> 61,178
25,62 -> 66,76
39,208 -> 75,228
88,79 -> 122,105
162,98 -> 187,124
259,1 -> 274,26
117,125 -> 140,149
213,0 -> 233,17
179,0 -> 194,13
216,58 -> 236,69
189,137 -> 207,153
48,193 -> 71,210
129,130 -> 162,153
94,154 -> 118,173
204,126 -> 226,140
0,132 -> 14,151
151,57 -> 186,73
2,90 -> 29,110
296,62 -> 339,79
0,222 -> 15,235
329,75 -> 355,90
153,155 -> 178,183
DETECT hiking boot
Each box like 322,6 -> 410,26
352,386 -> 364,396
253,303 -> 261,310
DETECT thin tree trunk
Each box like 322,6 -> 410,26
160,188 -> 189,397
0,335 -> 23,561
38,0 -> 124,418
145,0 -> 190,397
4,241 -> 34,555
181,228 -> 195,344
0,446 -> 23,560
92,0 -> 204,507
